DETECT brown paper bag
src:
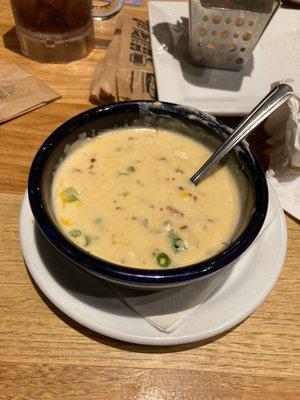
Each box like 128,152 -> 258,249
0,64 -> 60,123
90,15 -> 157,104
117,16 -> 157,101
90,21 -> 123,105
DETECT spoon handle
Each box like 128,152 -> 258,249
190,84 -> 294,185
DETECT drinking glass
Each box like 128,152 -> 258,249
10,0 -> 124,63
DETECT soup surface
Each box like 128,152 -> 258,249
52,127 -> 245,269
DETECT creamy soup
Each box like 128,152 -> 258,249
52,127 -> 246,269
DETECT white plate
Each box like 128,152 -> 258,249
149,2 -> 300,116
20,187 -> 286,346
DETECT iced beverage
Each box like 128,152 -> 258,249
10,0 -> 94,62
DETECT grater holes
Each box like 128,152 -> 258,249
199,27 -> 208,36
194,11 -> 255,67
221,30 -> 229,39
206,42 -> 216,50
214,55 -> 224,64
235,18 -> 244,27
228,44 -> 237,52
243,33 -> 252,41
212,15 -> 222,24
194,53 -> 203,61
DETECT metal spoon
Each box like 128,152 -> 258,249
190,84 -> 294,186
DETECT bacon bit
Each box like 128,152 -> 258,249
180,225 -> 188,230
72,168 -> 82,173
127,166 -> 135,172
142,218 -> 149,227
90,158 -> 96,163
175,168 -> 184,173
178,186 -> 184,191
166,206 -> 184,217
193,196 -> 198,202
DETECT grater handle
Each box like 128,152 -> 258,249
190,84 -> 294,185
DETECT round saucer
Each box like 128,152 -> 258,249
19,186 -> 287,346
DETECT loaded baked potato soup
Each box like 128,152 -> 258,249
52,127 -> 246,269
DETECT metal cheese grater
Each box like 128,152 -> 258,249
189,0 -> 281,70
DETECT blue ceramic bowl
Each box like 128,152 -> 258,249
28,101 -> 268,289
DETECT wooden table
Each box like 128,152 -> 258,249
0,1 -> 299,398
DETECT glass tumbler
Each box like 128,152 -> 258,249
10,0 -> 124,63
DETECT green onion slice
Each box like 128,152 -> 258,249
69,230 -> 82,238
60,187 -> 79,203
169,232 -> 186,253
156,252 -> 171,268
84,235 -> 92,247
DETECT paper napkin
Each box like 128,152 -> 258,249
0,64 -> 60,123
113,202 -> 275,333
264,82 -> 300,220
